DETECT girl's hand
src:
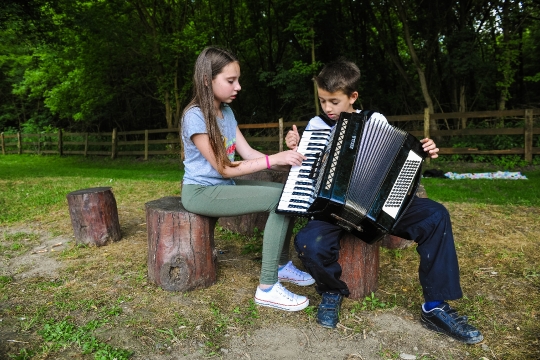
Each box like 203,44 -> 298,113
421,138 -> 439,159
285,125 -> 300,151
270,150 -> 306,166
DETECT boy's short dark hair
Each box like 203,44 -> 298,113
314,59 -> 361,96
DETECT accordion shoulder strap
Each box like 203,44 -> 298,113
359,109 -> 375,121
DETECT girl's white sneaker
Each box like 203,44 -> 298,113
278,261 -> 315,286
254,282 -> 309,311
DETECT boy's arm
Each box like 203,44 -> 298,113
421,138 -> 439,159
285,125 -> 300,151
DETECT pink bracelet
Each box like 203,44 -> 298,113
265,154 -> 271,169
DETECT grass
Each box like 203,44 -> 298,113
421,161 -> 540,206
0,155 -> 539,359
0,155 -> 182,225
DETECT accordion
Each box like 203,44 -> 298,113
276,111 -> 426,244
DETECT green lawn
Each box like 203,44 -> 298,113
0,155 -> 183,225
421,160 -> 540,206
2,154 -> 539,225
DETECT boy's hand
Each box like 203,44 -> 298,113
421,138 -> 439,159
285,125 -> 300,151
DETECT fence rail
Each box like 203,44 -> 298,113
1,108 -> 540,162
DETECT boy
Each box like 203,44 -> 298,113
285,59 -> 483,344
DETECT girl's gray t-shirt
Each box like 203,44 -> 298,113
181,105 -> 237,186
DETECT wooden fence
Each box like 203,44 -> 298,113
1,108 -> 540,162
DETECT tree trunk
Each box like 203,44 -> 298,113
145,197 -> 218,292
395,1 -> 437,131
66,187 -> 121,247
460,85 -> 467,129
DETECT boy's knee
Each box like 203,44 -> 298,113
421,199 -> 450,225
294,233 -> 323,261
294,234 -> 315,258
431,202 -> 451,225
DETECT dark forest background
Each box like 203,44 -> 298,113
1,0 -> 540,134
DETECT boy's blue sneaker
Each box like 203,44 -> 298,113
316,292 -> 343,328
421,302 -> 483,344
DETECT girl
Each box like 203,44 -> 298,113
180,46 -> 313,311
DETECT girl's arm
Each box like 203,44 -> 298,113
192,132 -> 305,178
234,128 -> 291,171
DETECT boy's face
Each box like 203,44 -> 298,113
317,88 -> 358,121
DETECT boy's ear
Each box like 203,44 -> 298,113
349,91 -> 359,104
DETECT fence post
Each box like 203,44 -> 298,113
57,129 -> 63,156
111,128 -> 117,159
84,133 -> 89,157
279,118 -> 284,152
525,109 -> 533,163
1,132 -> 4,155
17,132 -> 22,155
423,108 -> 431,164
144,129 -> 149,161
38,133 -> 41,155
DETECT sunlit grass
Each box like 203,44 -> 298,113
422,161 -> 540,206
0,154 -> 183,225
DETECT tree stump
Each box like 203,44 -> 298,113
380,184 -> 429,250
338,234 -> 380,299
66,187 -> 121,247
218,170 -> 288,235
145,197 -> 218,292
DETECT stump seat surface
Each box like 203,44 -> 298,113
145,197 -> 217,292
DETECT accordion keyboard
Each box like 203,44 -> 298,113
277,129 -> 332,213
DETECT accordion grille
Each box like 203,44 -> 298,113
313,126 -> 337,196
325,118 -> 348,190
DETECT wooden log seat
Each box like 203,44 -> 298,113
145,197 -> 218,292
66,187 -> 122,247
218,170 -> 288,235
338,234 -> 380,299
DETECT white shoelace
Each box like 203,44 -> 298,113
274,282 -> 298,301
280,262 -> 305,278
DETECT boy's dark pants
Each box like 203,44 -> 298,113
294,197 -> 463,302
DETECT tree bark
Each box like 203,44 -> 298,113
394,1 -> 437,132
66,187 -> 121,247
338,235 -> 380,299
145,197 -> 218,292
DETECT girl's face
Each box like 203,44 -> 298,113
212,61 -> 241,109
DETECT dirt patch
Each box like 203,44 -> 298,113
223,313 -> 473,360
0,228 -> 72,280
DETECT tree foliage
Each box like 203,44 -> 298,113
1,0 -> 540,133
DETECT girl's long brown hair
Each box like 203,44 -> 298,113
181,46 -> 239,174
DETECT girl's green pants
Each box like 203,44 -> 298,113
181,179 -> 294,285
